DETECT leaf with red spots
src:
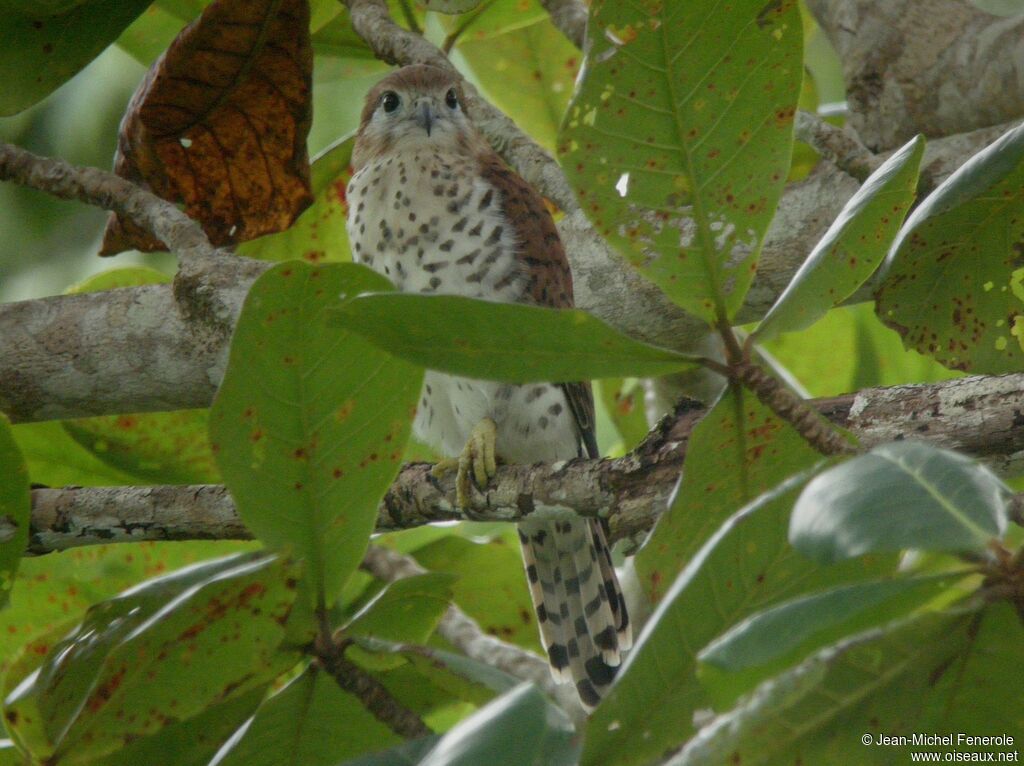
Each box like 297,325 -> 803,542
209,262 -> 423,608
330,292 -> 700,383
559,0 -> 802,325
213,664 -> 402,766
876,122 -> 1024,373
674,603 -> 1021,764
3,552 -> 300,764
596,377 -> 649,454
635,384 -> 824,604
0,0 -> 153,116
57,268 -> 219,485
584,471 -> 897,766
0,415 -> 30,611
754,134 -> 925,343
101,0 -> 314,254
460,19 -> 577,151
237,134 -> 354,264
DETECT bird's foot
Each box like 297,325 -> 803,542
431,417 -> 497,510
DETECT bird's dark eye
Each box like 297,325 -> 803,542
381,91 -> 401,113
445,88 -> 459,109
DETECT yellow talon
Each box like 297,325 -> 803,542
431,418 -> 498,509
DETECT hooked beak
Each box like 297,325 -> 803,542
415,100 -> 435,136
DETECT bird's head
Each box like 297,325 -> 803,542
353,65 -> 485,169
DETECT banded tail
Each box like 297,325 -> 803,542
518,517 -> 631,709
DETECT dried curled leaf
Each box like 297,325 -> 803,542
102,0 -> 314,254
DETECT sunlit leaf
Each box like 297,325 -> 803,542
440,0 -> 548,42
559,0 -> 802,323
210,263 -> 422,607
422,0 -> 482,12
790,441 -> 1010,562
3,553 -> 300,763
876,122 -> 1024,373
102,0 -> 313,253
0,0 -> 152,115
755,134 -> 924,342
330,293 -> 700,383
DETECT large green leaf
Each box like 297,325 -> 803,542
12,422 -> 139,487
330,293 -> 699,383
3,553 -> 300,764
635,385 -> 824,603
210,262 -> 423,607
790,441 -> 1010,563
673,604 -> 1023,765
417,683 -> 577,766
237,136 -> 355,264
876,122 -> 1024,373
754,135 -> 925,342
559,0 -> 802,323
0,0 -> 153,115
214,665 -> 402,766
583,476 -> 896,766
696,574 -> 962,707
460,20 -> 578,151
440,0 -> 548,42
0,415 -> 29,611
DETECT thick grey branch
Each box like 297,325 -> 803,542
0,142 -> 219,269
807,0 -> 1024,151
539,0 -> 587,49
21,373 -> 1024,555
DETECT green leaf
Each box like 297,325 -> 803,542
696,574 -> 961,707
0,0 -> 153,115
418,683 -> 577,766
422,0 -> 481,12
116,4 -> 189,65
0,415 -> 30,611
460,20 -> 577,151
559,0 -> 802,324
790,441 -> 1010,563
673,604 -> 1023,765
338,737 -> 441,766
345,573 -> 456,670
754,135 -> 925,342
11,422 -> 139,487
330,293 -> 699,383
92,686 -> 268,766
585,471 -> 897,766
439,0 -> 548,42
237,136 -> 355,264
968,0 -> 1024,15
584,472 -> 898,766
3,552 -> 300,764
634,385 -> 825,603
210,262 -> 423,607
876,122 -> 1024,373
214,665 -> 402,766
596,378 -> 649,454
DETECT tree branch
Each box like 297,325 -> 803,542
538,0 -> 587,49
0,142 -> 221,270
313,648 -> 433,739
794,110 -> 874,182
19,373 -> 1024,555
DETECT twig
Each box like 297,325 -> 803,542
0,142 -> 221,269
361,546 -> 585,719
21,373 -> 1024,555
539,0 -> 587,49
314,644 -> 433,738
794,110 -> 876,182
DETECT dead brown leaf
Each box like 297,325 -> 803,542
101,0 -> 314,255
